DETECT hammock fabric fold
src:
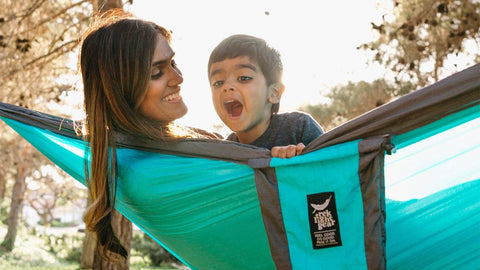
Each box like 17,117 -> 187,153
1,63 -> 479,269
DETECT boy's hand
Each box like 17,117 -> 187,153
271,143 -> 305,158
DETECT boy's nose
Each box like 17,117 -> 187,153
223,86 -> 235,92
223,79 -> 236,92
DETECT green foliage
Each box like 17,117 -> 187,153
360,0 -> 480,87
42,231 -> 83,263
0,237 -> 14,252
308,0 -> 479,131
131,231 -> 180,267
0,225 -> 79,269
0,223 -> 179,269
302,79 -> 414,131
37,218 -> 77,228
0,200 -> 9,225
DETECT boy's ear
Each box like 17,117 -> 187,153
268,82 -> 285,104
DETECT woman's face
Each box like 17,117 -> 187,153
139,34 -> 187,122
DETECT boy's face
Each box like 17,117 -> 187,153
209,56 -> 282,143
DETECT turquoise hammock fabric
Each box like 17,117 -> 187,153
0,117 -> 383,269
384,105 -> 480,270
1,63 -> 479,269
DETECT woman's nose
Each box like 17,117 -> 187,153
169,67 -> 183,86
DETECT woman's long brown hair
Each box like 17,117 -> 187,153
79,10 -> 182,260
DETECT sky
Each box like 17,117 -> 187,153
126,0 -> 389,133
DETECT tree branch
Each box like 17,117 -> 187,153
5,39 -> 78,78
16,0 -> 90,37
18,0 -> 48,24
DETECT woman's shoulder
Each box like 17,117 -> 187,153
186,127 -> 224,140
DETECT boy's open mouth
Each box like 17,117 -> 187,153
224,100 -> 243,118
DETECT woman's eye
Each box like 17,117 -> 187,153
171,59 -> 178,68
151,68 -> 163,80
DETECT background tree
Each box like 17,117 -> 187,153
25,163 -> 87,229
0,0 -> 91,253
359,0 -> 480,88
79,3 -> 134,270
304,0 -> 480,131
0,1 -> 134,269
0,143 -> 33,252
302,79 -> 414,131
0,0 -> 91,108
0,125 -> 16,203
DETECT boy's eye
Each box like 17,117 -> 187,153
171,59 -> 178,68
212,80 -> 224,88
238,76 -> 252,81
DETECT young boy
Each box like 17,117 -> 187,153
208,34 -> 324,158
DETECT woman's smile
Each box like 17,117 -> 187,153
162,91 -> 182,102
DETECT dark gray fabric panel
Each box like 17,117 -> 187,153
0,102 -> 273,165
358,136 -> 389,270
0,102 -> 80,138
303,63 -> 480,153
253,167 -> 292,270
115,133 -> 271,165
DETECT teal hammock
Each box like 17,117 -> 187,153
1,63 -> 479,269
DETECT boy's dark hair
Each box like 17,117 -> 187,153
208,34 -> 283,114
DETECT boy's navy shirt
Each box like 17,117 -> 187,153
226,111 -> 323,150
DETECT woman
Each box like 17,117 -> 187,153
80,9 -> 217,260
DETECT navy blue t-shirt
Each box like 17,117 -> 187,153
226,111 -> 323,150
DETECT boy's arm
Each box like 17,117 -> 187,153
301,113 -> 324,145
269,112 -> 324,158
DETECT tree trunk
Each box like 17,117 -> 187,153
0,152 -> 28,252
92,209 -> 132,270
82,2 -> 132,269
0,171 -> 6,201
81,229 -> 97,268
91,0 -> 123,13
81,192 -> 95,268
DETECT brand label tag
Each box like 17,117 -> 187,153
307,192 -> 342,249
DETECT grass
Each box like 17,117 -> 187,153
0,238 -> 78,269
0,225 -> 183,270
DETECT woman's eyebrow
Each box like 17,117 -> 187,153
152,59 -> 167,66
152,52 -> 175,67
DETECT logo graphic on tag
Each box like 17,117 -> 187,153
307,192 -> 342,249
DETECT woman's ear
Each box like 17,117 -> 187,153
268,82 -> 285,104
